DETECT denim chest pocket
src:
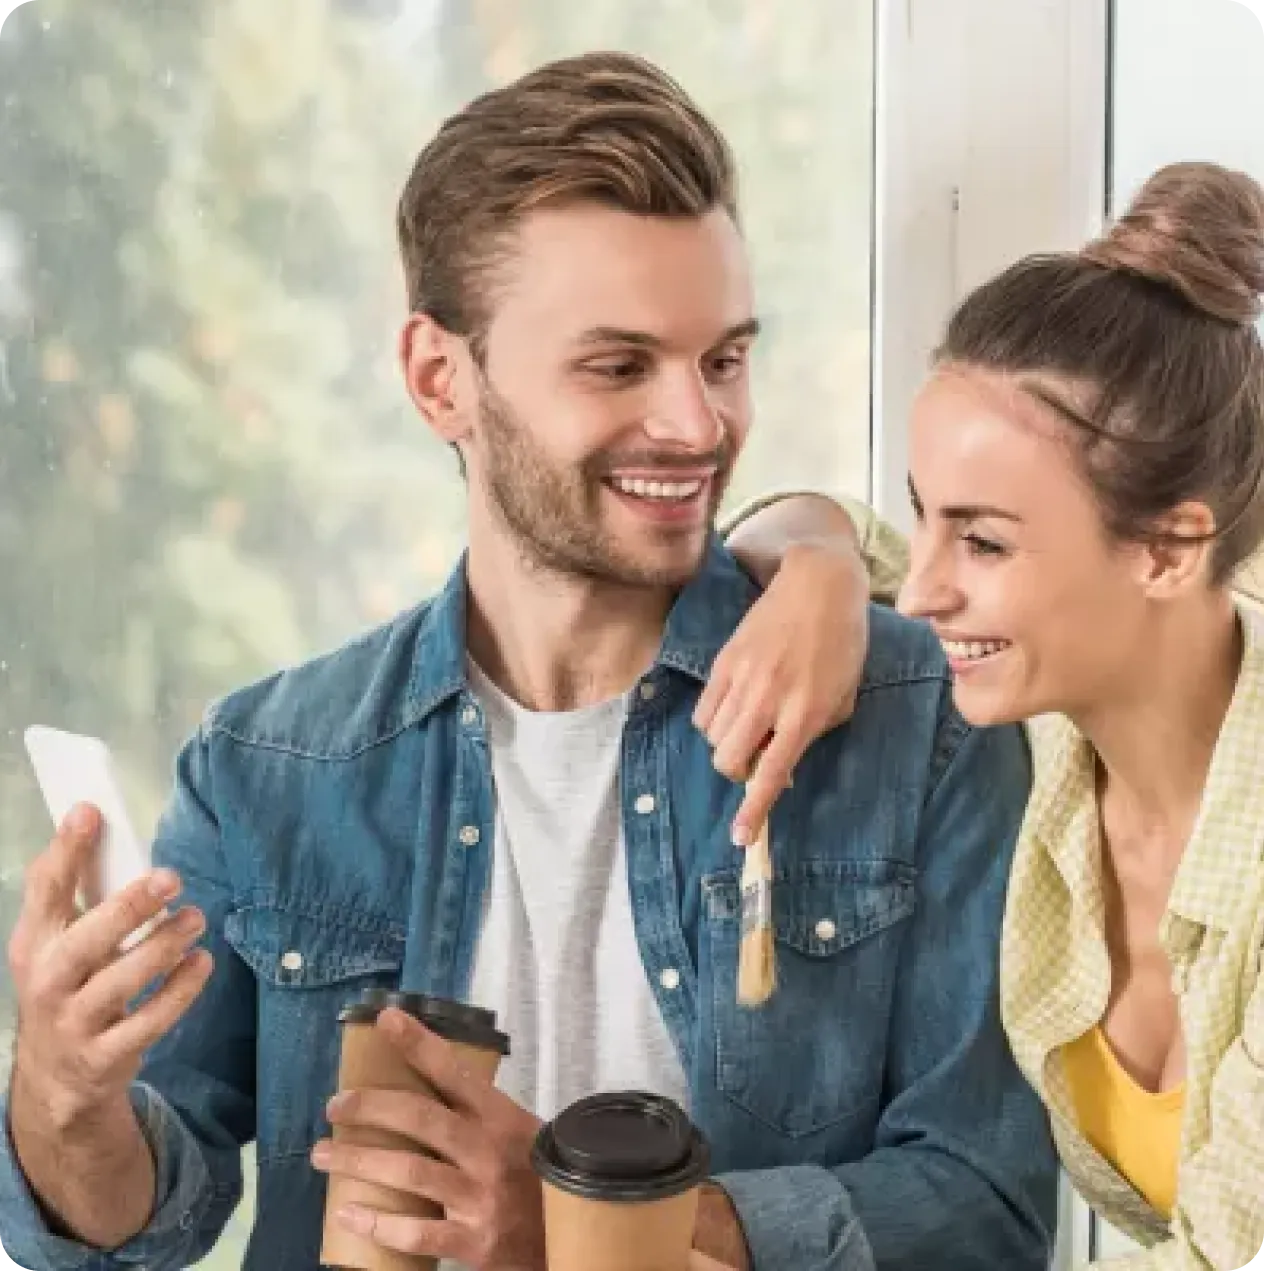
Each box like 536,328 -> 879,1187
703,860 -> 915,1137
224,903 -> 405,1160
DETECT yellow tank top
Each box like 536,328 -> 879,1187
1062,1026 -> 1186,1217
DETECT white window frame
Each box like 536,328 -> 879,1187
871,3 -> 1112,1265
871,0 -> 1110,531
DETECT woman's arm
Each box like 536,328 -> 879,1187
722,490 -> 910,603
701,491 -> 909,841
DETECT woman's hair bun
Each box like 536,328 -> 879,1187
1080,161 -> 1264,327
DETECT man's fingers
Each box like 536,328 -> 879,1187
312,1140 -> 468,1211
94,947 -> 213,1067
21,805 -> 101,932
54,871 -> 183,991
335,1206 -> 467,1262
75,906 -> 207,1032
328,1082 -> 475,1173
377,1012 -> 494,1116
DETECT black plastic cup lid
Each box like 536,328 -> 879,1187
338,989 -> 510,1056
531,1092 -> 709,1202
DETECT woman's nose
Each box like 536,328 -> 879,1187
898,543 -> 961,620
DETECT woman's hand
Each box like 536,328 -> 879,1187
696,539 -> 871,844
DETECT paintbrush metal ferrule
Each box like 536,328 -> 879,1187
740,875 -> 772,937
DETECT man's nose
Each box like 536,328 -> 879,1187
643,372 -> 725,451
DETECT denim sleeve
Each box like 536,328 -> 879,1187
715,709 -> 1060,1271
0,1083 -> 224,1271
0,727 -> 254,1270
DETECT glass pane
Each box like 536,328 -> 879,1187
0,1 -> 874,1265
1112,0 -> 1264,299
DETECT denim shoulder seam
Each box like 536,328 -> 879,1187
854,668 -> 951,697
925,696 -> 974,799
203,709 -> 430,762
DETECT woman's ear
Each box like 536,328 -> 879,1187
399,313 -> 472,447
1133,501 -> 1218,599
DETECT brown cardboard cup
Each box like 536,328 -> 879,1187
531,1092 -> 710,1271
319,991 -> 509,1271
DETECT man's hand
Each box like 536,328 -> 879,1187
697,537 -> 871,844
6,803 -> 213,1247
8,804 -> 210,1125
313,1007 -> 545,1270
693,1183 -> 751,1270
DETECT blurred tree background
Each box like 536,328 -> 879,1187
0,0 -> 872,1261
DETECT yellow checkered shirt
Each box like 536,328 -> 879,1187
1008,612 -> 1264,1269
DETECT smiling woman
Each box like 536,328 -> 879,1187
725,155 -> 1264,1270
899,160 -> 1264,730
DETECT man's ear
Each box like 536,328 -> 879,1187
399,313 -> 473,446
1132,501 -> 1218,599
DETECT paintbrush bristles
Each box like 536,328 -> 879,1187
737,821 -> 776,1007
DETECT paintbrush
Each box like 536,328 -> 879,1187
737,816 -> 775,1007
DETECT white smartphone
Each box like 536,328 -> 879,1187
24,725 -> 160,944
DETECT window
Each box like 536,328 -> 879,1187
0,2 -> 874,1264
1112,0 -> 1264,245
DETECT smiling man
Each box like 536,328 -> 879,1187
2,52 -> 1056,1271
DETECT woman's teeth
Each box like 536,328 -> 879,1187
612,477 -> 704,501
941,638 -> 1010,661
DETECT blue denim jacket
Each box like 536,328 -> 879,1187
1,542 -> 1057,1271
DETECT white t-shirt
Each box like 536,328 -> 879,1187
465,661 -> 689,1122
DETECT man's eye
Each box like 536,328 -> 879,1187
707,350 -> 748,380
963,533 -> 1007,558
585,358 -> 647,383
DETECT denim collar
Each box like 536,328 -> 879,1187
405,535 -> 757,720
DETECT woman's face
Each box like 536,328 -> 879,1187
899,364 -> 1153,727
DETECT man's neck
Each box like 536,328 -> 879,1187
464,520 -> 675,712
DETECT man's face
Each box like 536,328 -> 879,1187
458,204 -> 757,588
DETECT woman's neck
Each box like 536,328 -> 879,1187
1073,593 -> 1241,850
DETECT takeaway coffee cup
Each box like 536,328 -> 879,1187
319,989 -> 510,1271
530,1092 -> 711,1271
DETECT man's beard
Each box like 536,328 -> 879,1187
477,376 -> 732,589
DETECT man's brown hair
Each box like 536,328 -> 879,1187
396,51 -> 739,360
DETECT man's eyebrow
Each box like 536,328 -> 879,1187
571,318 -> 762,349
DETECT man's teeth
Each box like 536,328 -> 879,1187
612,476 -> 704,500
941,638 -> 1010,661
